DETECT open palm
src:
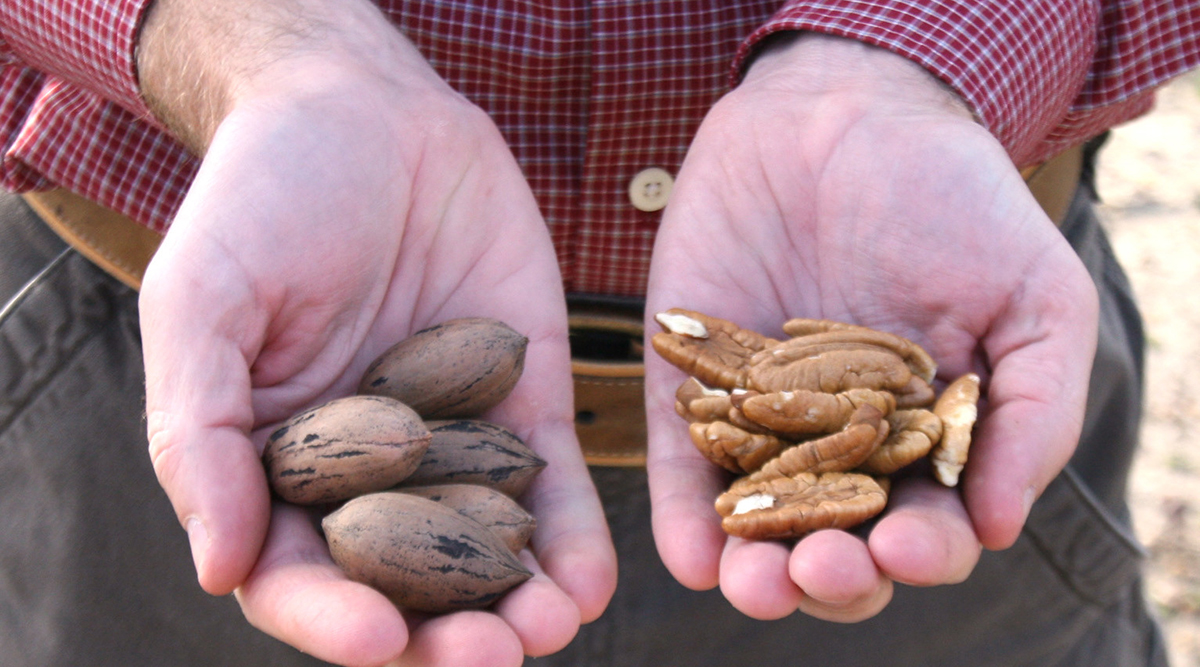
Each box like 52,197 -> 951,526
138,37 -> 614,667
645,35 -> 1097,623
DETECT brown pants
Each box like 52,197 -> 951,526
0,183 -> 1167,666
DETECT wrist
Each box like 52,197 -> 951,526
136,0 -> 445,153
741,33 -> 974,123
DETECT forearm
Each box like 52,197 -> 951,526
135,0 -> 434,153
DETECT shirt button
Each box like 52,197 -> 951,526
628,167 -> 674,212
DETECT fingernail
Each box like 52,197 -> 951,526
186,517 -> 209,572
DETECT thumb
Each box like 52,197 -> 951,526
965,245 -> 1099,550
139,238 -> 272,595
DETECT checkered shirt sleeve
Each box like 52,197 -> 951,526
741,0 -> 1200,166
1,0 -> 194,230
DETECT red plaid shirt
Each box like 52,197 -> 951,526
2,0 -> 1199,296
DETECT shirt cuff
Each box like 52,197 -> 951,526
734,0 -> 1100,166
0,0 -> 156,119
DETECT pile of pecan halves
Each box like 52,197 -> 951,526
651,308 -> 981,541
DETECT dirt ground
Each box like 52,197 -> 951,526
1098,68 -> 1200,666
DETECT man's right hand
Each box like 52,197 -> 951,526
135,1 -> 616,665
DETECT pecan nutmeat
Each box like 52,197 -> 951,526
716,472 -> 889,540
653,309 -> 982,541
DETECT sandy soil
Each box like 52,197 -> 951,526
1098,69 -> 1200,666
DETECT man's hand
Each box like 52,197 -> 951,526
136,1 -> 615,664
645,34 -> 1097,623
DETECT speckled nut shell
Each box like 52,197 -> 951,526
262,395 -> 431,505
358,317 -> 528,419
400,484 -> 537,553
396,419 -> 546,498
322,492 -> 532,613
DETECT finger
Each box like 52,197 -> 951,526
493,551 -> 582,657
789,529 -> 892,622
965,252 -> 1099,549
393,611 -> 523,667
646,354 -> 730,590
485,322 -> 618,624
516,417 -> 617,624
141,242 -> 272,595
868,477 -> 981,586
235,503 -> 408,667
718,537 -> 801,619
794,582 -> 893,624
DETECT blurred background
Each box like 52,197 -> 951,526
1099,68 -> 1200,667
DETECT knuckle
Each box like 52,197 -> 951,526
146,410 -> 187,494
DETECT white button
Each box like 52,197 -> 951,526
628,167 -> 674,212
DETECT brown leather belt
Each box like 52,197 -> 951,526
22,144 -> 1085,467
22,188 -> 162,291
569,301 -> 649,466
